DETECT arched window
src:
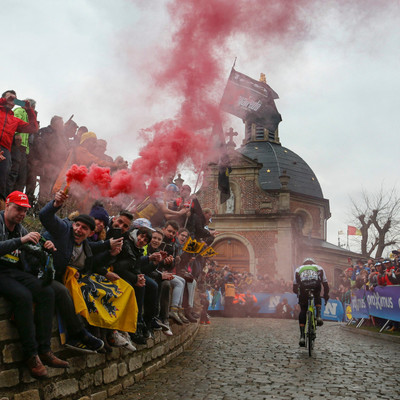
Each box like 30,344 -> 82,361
295,209 -> 313,236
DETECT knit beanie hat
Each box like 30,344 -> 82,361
73,214 -> 96,231
89,204 -> 110,227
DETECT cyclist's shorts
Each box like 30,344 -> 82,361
299,287 -> 321,306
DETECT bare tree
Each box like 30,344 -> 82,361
350,186 -> 400,258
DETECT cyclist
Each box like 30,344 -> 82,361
293,257 -> 329,347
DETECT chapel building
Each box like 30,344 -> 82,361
196,100 -> 358,286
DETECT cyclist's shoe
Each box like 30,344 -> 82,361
299,335 -> 306,347
316,317 -> 324,326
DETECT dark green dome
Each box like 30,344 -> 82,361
239,141 -> 323,198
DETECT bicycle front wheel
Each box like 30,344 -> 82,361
307,310 -> 313,356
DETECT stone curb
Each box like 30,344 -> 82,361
341,325 -> 400,344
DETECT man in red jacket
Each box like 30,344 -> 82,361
0,90 -> 38,205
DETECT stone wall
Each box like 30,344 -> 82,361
0,298 -> 199,400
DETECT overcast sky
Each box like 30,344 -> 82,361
3,0 -> 400,251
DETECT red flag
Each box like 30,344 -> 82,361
347,226 -> 362,236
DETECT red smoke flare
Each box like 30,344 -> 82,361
66,164 -> 88,185
67,1 -> 316,199
86,165 -> 112,196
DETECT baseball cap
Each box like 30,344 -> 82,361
6,191 -> 31,208
133,218 -> 155,231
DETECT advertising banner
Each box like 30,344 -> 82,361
365,285 -> 400,322
208,291 -> 344,321
350,289 -> 370,319
207,286 -> 400,322
321,299 -> 345,322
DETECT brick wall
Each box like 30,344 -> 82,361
0,298 -> 198,400
291,199 -> 324,237
239,230 -> 278,277
196,173 -> 278,215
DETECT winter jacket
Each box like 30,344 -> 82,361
0,211 -> 28,270
0,98 -> 38,151
39,200 -> 111,281
111,229 -> 154,284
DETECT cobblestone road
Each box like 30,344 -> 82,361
109,317 -> 400,400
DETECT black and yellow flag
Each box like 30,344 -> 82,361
200,246 -> 217,258
183,237 -> 205,254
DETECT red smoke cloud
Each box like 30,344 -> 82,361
67,0 -> 315,199
66,164 -> 88,185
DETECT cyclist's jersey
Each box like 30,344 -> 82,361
294,264 -> 327,289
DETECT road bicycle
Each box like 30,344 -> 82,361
304,289 -> 317,356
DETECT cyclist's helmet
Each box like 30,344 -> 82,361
302,257 -> 316,265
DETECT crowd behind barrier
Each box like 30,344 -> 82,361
336,254 -> 400,330
204,257 -> 400,327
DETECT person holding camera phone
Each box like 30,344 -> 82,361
110,217 -> 165,342
39,190 -> 136,353
0,90 -> 38,206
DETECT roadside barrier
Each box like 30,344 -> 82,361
207,290 -> 345,321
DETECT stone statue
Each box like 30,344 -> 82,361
226,189 -> 235,214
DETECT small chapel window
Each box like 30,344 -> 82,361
268,129 -> 275,141
255,125 -> 265,140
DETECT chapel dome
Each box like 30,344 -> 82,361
239,141 -> 324,199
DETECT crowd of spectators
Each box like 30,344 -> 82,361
2,88 -> 398,384
335,255 -> 400,331
335,256 -> 400,301
0,92 -> 219,381
0,90 -> 129,210
203,261 -> 293,295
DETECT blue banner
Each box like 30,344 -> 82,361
207,291 -> 345,321
321,299 -> 345,322
365,286 -> 400,322
351,289 -> 370,319
208,286 -> 400,322
256,293 -> 297,314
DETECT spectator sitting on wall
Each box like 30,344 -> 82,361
0,191 -> 68,379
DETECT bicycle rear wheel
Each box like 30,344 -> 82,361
307,311 -> 313,356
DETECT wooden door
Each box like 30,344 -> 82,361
213,239 -> 249,274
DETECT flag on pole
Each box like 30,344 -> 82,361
200,246 -> 218,258
183,237 -> 205,254
220,68 -> 282,132
347,226 -> 362,236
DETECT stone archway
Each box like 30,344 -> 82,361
212,233 -> 255,274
